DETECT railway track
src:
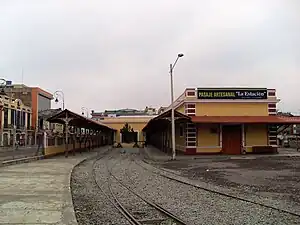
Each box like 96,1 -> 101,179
92,152 -> 190,225
136,158 -> 300,218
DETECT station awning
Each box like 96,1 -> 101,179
142,109 -> 190,132
47,109 -> 116,131
190,115 -> 300,124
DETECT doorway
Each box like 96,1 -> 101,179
222,125 -> 242,154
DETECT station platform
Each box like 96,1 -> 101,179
0,147 -> 109,225
143,146 -> 300,162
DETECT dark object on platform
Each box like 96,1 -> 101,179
133,142 -> 139,148
252,146 -> 278,154
116,143 -> 123,148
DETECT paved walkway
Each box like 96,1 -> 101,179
0,147 -> 109,225
144,146 -> 300,161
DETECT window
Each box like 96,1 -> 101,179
186,104 -> 195,109
11,109 -> 15,125
39,119 -> 43,129
186,131 -> 196,137
186,109 -> 196,114
179,124 -> 184,137
3,108 -> 8,128
187,142 -> 196,146
16,110 -> 21,128
187,91 -> 195,96
22,112 -> 26,127
27,113 -> 31,129
268,103 -> 276,108
187,137 -> 196,142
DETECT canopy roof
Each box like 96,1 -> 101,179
142,109 -> 190,132
47,109 -> 116,131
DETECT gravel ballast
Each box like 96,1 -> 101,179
108,156 -> 172,224
71,153 -> 130,225
123,154 -> 300,225
71,150 -> 300,225
154,155 -> 300,214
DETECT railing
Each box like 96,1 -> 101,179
0,135 -> 111,164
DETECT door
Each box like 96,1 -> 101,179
222,125 -> 242,154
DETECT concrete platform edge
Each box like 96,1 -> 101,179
144,146 -> 300,161
0,149 -> 98,168
0,155 -> 44,167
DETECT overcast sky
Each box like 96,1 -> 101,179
0,0 -> 299,114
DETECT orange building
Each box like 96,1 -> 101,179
30,87 -> 53,128
143,88 -> 300,155
4,84 -> 53,130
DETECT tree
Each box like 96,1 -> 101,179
120,123 -> 132,133
120,123 -> 136,143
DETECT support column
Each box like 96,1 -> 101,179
61,112 -> 73,158
88,129 -> 91,151
65,120 -> 69,157
24,111 -> 27,147
91,129 -> 94,149
84,129 -> 87,150
43,130 -> 47,155
79,127 -> 82,153
241,124 -> 246,154
100,131 -> 102,147
219,124 -> 222,148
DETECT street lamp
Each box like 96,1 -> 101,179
170,53 -> 184,160
0,78 -> 6,93
54,91 -> 65,110
81,107 -> 89,118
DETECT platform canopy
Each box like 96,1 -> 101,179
142,109 -> 190,133
190,115 -> 300,124
47,109 -> 116,131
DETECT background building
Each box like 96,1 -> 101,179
0,91 -> 32,146
3,82 -> 53,130
91,107 -> 157,143
91,107 -> 157,120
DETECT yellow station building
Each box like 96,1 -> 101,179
143,88 -> 300,155
95,116 -> 153,143
91,108 -> 157,144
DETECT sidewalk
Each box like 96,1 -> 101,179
144,146 -> 300,162
0,147 -> 109,224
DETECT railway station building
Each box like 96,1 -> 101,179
143,88 -> 300,155
91,108 -> 156,146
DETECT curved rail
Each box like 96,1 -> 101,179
92,151 -> 190,225
92,153 -> 141,225
136,158 -> 300,218
108,165 -> 190,225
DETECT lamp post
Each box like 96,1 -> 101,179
170,53 -> 184,160
12,98 -> 23,150
81,107 -> 89,118
54,91 -> 65,110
